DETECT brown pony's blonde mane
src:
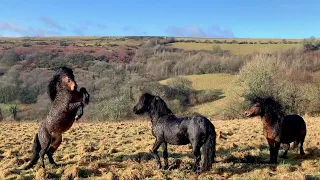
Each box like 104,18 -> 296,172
47,66 -> 75,101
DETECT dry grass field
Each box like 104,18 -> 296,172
170,42 -> 301,55
0,117 -> 319,180
174,38 -> 305,43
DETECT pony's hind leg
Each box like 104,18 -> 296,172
162,142 -> 169,170
191,141 -> 201,172
280,143 -> 290,158
299,140 -> 305,156
38,130 -> 51,168
47,134 -> 62,167
151,139 -> 163,169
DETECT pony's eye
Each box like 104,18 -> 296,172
68,78 -> 71,82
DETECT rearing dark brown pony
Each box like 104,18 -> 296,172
245,96 -> 306,164
49,67 -> 90,121
24,67 -> 90,170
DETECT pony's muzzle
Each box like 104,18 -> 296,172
133,106 -> 137,113
133,106 -> 142,114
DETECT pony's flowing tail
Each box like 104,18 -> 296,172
201,126 -> 216,172
24,133 -> 41,170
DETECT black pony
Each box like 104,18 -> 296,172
133,93 -> 216,172
245,96 -> 306,164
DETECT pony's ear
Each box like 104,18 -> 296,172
150,96 -> 160,107
150,95 -> 158,105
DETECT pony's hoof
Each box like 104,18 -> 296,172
84,98 -> 89,105
192,166 -> 201,173
193,169 -> 201,174
75,116 -> 80,121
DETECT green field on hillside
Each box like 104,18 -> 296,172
160,73 -> 244,118
170,42 -> 301,55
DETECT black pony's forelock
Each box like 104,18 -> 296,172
47,66 -> 75,101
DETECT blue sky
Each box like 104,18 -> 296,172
0,0 -> 319,38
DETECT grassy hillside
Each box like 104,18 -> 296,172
160,73 -> 244,119
0,36 -> 304,56
0,36 -> 319,121
170,42 -> 301,55
0,118 -> 319,179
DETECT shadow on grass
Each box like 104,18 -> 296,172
216,145 -> 320,179
112,151 -> 193,164
111,145 -> 319,178
305,174 -> 320,180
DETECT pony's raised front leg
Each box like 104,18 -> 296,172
75,105 -> 84,121
47,134 -> 62,167
68,102 -> 83,111
79,87 -> 90,105
162,142 -> 169,170
151,139 -> 163,169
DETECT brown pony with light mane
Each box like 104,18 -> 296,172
245,96 -> 306,164
24,67 -> 89,170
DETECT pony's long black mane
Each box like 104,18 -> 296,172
142,93 -> 173,118
48,66 -> 75,101
251,96 -> 285,124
